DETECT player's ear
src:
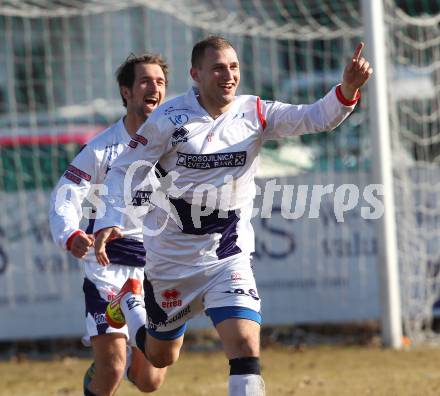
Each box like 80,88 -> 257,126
120,86 -> 131,102
190,67 -> 199,83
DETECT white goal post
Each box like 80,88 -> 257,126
362,0 -> 402,348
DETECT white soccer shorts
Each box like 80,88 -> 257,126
143,254 -> 261,340
82,258 -> 144,346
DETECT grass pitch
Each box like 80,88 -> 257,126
2,344 -> 440,396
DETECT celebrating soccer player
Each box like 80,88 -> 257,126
49,53 -> 168,396
94,36 -> 372,396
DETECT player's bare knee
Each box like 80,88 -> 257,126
149,348 -> 180,368
95,356 -> 125,385
233,336 -> 259,358
136,382 -> 161,393
136,373 -> 165,393
149,353 -> 177,368
128,356 -> 165,392
104,363 -> 125,385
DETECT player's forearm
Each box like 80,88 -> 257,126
49,209 -> 82,249
49,216 -> 81,249
269,86 -> 358,139
319,85 -> 360,132
49,187 -> 83,249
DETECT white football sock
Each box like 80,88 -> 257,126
121,293 -> 146,348
229,374 -> 266,396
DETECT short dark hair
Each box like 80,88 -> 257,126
116,53 -> 168,107
191,36 -> 234,68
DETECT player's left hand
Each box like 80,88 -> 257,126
340,42 -> 373,100
94,226 -> 123,266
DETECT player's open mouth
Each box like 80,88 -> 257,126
219,83 -> 234,91
144,98 -> 159,106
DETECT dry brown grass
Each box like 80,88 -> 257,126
2,344 -> 440,396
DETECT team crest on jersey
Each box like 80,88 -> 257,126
176,151 -> 247,169
168,113 -> 189,126
171,126 -> 189,146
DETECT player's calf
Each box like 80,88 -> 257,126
83,362 -> 96,396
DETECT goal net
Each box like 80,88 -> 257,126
384,2 -> 440,342
0,0 -> 438,344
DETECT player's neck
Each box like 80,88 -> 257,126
197,95 -> 233,119
123,113 -> 147,137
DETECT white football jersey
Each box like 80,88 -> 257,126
94,86 -> 357,268
49,118 -> 144,250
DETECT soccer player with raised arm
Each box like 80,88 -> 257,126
49,54 -> 168,396
94,36 -> 372,396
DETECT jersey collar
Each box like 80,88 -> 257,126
184,86 -> 239,121
118,116 -> 132,143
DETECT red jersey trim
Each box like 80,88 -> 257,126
256,97 -> 267,130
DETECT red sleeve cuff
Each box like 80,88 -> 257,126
66,230 -> 84,251
335,85 -> 360,106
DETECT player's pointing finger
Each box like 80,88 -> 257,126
353,42 -> 364,61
